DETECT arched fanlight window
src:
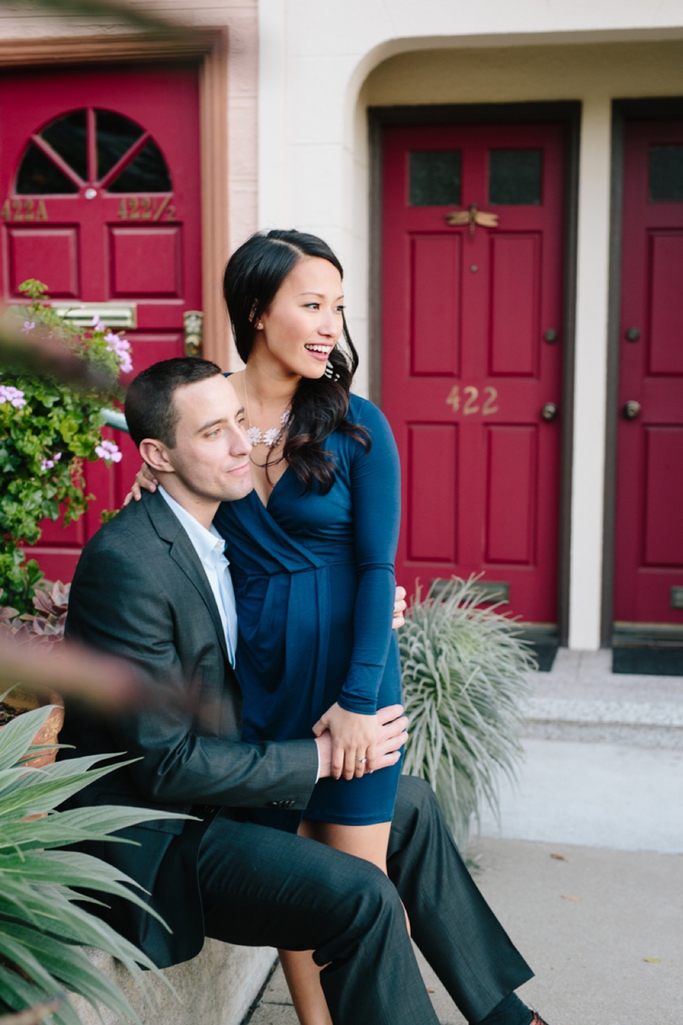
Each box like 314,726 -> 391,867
16,108 -> 172,195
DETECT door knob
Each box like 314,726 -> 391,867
541,402 -> 559,421
625,327 -> 640,342
623,400 -> 641,419
544,329 -> 558,343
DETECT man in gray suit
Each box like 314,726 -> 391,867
62,358 -> 546,1025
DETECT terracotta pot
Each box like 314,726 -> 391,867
1,687 -> 64,768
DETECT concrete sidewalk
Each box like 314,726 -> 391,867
247,837 -> 683,1025
247,651 -> 683,1024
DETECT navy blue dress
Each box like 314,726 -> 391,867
213,394 -> 402,826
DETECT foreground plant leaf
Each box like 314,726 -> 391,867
0,704 -> 189,1023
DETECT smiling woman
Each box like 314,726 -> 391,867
212,229 -> 403,1025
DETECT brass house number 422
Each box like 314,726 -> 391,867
446,385 -> 499,415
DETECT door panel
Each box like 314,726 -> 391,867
648,232 -> 683,374
109,225 -> 183,296
614,120 -> 683,625
0,66 -> 202,583
411,235 -> 462,376
643,428 -> 683,566
9,226 -> 80,295
407,424 -> 458,562
489,234 -> 540,377
382,122 -> 565,624
485,425 -> 537,565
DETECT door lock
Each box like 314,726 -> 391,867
541,403 -> 559,421
623,400 -> 641,420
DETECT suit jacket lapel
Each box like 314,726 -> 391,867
142,490 -> 230,663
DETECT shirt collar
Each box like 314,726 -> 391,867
158,486 -> 227,564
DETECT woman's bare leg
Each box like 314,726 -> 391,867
278,821 -> 395,1025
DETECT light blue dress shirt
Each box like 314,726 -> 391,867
158,486 -> 238,667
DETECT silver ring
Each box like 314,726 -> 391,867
356,757 -> 367,764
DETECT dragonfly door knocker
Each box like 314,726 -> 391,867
446,204 -> 499,236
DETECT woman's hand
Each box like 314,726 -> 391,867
122,463 -> 158,507
392,585 -> 407,629
312,702 -> 378,780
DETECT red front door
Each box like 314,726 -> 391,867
382,122 -> 565,624
0,65 -> 202,583
614,120 -> 683,627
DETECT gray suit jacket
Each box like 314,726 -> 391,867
62,488 -> 318,965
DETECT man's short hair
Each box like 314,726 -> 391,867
125,357 -> 222,449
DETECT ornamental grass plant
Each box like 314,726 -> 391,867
0,698 -> 187,1025
400,576 -> 537,850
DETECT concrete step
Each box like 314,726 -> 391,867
523,647 -> 683,749
523,696 -> 683,748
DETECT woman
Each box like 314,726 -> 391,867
132,229 -> 403,1025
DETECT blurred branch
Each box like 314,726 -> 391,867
0,315 -> 116,392
0,0 -> 179,33
0,635 -> 151,710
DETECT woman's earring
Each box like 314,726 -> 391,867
256,321 -> 263,330
324,360 -> 340,381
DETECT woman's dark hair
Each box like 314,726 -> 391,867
223,229 -> 368,493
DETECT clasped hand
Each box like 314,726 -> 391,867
313,702 -> 379,780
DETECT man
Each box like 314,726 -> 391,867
62,357 -> 547,1025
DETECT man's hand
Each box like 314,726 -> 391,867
314,704 -> 408,780
392,586 -> 407,630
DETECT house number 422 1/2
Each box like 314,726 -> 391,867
446,385 -> 499,415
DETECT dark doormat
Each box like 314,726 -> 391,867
530,642 -> 559,673
612,646 -> 683,676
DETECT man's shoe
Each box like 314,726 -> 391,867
531,1013 -> 550,1025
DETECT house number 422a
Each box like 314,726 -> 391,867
446,385 -> 499,415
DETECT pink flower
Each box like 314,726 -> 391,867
104,332 -> 133,374
21,320 -> 35,334
95,439 -> 123,463
40,452 -> 62,472
0,385 -> 27,408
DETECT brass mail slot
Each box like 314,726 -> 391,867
51,302 -> 137,330
431,579 -> 510,604
671,586 -> 683,610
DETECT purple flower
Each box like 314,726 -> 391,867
91,314 -> 106,332
104,332 -> 133,374
0,385 -> 27,409
40,452 -> 62,472
21,320 -> 35,334
95,439 -> 123,463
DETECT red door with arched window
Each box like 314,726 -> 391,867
0,65 -> 202,582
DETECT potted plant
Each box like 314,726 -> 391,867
0,280 -> 131,615
399,576 -> 537,850
0,582 -> 72,770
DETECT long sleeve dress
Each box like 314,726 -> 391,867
213,394 -> 402,826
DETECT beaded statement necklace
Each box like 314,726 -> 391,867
243,373 -> 292,449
